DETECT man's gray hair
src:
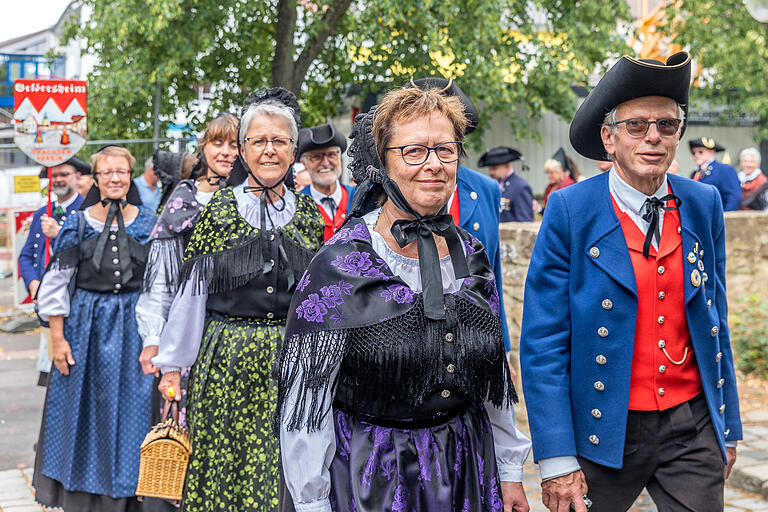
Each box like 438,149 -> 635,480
145,157 -> 153,171
602,103 -> 686,135
739,146 -> 761,165
239,101 -> 299,147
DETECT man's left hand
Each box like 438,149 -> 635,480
40,215 -> 62,239
501,481 -> 530,512
725,446 -> 737,479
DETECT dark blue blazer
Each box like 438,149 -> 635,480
691,160 -> 742,212
300,183 -> 356,217
18,195 -> 84,290
520,172 -> 741,468
456,165 -> 511,351
499,171 -> 534,222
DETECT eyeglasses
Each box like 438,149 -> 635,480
610,118 -> 682,137
96,169 -> 131,178
385,142 -> 463,166
305,150 -> 340,163
243,136 -> 294,151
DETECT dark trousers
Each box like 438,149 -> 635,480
578,394 -> 725,512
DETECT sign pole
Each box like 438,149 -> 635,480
45,166 -> 52,266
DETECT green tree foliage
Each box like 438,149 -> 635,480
67,0 -> 631,141
664,0 -> 768,138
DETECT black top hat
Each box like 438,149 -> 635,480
688,137 -> 725,153
297,123 -> 348,160
39,155 -> 91,178
569,51 -> 692,161
478,146 -> 523,167
410,78 -> 479,135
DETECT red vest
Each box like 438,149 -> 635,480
611,194 -> 702,411
318,186 -> 349,242
449,187 -> 460,225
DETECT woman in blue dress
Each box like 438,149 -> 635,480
33,145 -> 159,511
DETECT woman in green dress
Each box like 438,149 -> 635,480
153,88 -> 324,511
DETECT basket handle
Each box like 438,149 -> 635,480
161,399 -> 180,424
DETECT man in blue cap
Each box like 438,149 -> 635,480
479,146 -> 535,222
689,137 -> 741,211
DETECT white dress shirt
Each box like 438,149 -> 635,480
309,182 -> 343,219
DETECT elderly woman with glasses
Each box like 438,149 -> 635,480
32,146 -> 159,510
278,85 -> 531,512
152,88 -> 323,511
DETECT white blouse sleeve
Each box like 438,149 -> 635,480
151,274 -> 208,374
135,263 -> 175,348
36,267 -> 75,321
484,400 -> 531,482
280,331 -> 346,512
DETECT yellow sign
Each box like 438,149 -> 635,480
14,175 -> 41,193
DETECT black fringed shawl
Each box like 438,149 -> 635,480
177,187 -> 324,296
278,218 -> 515,432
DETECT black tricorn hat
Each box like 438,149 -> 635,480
478,146 -> 523,167
689,137 -> 725,153
39,155 -> 91,177
551,147 -> 574,173
410,77 -> 479,135
297,123 -> 348,160
569,51 -> 691,161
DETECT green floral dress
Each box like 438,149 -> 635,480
178,187 -> 323,511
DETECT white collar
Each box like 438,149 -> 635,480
739,169 -> 763,182
609,168 -> 669,217
701,157 -> 716,169
56,193 -> 79,210
309,182 -> 342,205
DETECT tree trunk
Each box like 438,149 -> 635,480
272,0 -> 298,92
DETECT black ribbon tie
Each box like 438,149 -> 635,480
640,193 -> 682,258
92,198 -> 133,284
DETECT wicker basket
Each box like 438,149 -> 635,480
136,400 -> 192,503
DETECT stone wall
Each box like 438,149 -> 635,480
500,211 -> 768,395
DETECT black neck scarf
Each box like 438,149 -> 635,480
92,198 -> 133,284
321,196 -> 337,217
640,194 -> 682,258
380,170 -> 470,320
204,168 -> 227,187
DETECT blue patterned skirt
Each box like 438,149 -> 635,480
329,402 -> 503,512
36,288 -> 154,500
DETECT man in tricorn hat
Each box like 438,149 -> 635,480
19,155 -> 88,384
297,122 -> 355,241
520,52 -> 741,511
689,136 -> 741,211
478,146 -> 535,222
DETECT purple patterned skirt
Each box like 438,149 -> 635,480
329,402 -> 503,512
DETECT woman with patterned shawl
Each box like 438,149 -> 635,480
135,112 -> 238,425
278,86 -> 532,512
32,146 -> 159,511
152,88 -> 324,511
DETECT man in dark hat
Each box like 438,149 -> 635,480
479,146 -> 535,222
297,122 -> 355,241
520,52 -> 741,511
689,137 -> 741,211
18,155 -> 88,384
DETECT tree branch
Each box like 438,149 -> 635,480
271,0 -> 298,90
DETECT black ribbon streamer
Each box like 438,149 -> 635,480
380,170 -> 470,320
92,198 -> 133,284
640,193 -> 682,258
320,196 -> 337,218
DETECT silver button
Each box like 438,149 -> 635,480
33,263 -> 37,267
269,259 -> 275,266
658,339 -> 666,349
266,286 -> 274,294
114,270 -> 121,277
658,388 -> 665,396
115,283 -> 122,289
112,258 -> 119,265
601,299 -> 613,310
594,381 -> 605,391
658,291 -> 665,300
719,404 -> 726,414
590,247 -> 600,258
725,429 -> 730,438
446,364 -> 456,374
33,243 -> 38,248
36,233 -> 40,238
589,435 -> 599,445
591,409 -> 602,419
711,326 -> 718,337
717,378 -> 724,389
677,226 -> 681,234
472,222 -> 480,231
658,316 -> 665,325
698,260 -> 705,272
266,312 -> 274,319
716,352 -> 722,362
598,327 -> 609,338
703,272 -> 709,283
657,266 -> 665,275
269,234 -> 275,241
109,234 -> 116,240
596,355 -> 607,365
707,299 -> 712,310
470,191 -> 478,200
445,332 -> 454,342
111,246 -> 118,253
441,389 -> 451,398
700,249 -> 704,257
